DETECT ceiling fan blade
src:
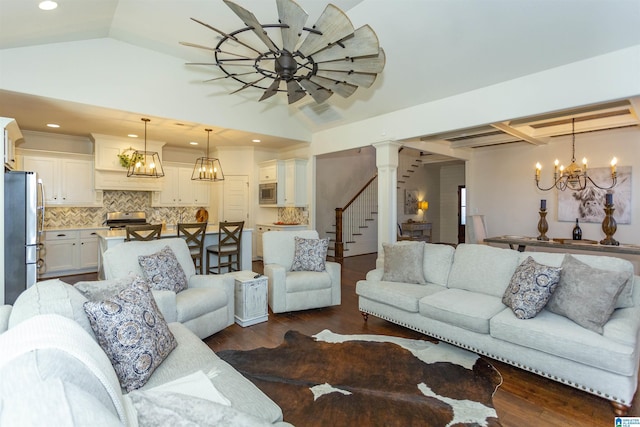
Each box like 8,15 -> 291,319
286,80 -> 306,104
309,75 -> 357,98
229,76 -> 268,94
223,0 -> 279,53
259,78 -> 281,101
277,0 -> 309,52
179,41 -> 217,52
311,25 -> 379,63
317,48 -> 386,74
316,70 -> 377,88
203,71 -> 257,82
298,79 -> 333,104
297,4 -> 354,57
190,17 -> 263,55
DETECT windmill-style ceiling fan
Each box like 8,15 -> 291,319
181,0 -> 385,104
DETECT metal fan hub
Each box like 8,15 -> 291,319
275,50 -> 297,81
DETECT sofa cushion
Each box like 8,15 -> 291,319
138,246 -> 188,293
448,244 -> 521,297
286,271 -> 332,292
8,279 -> 96,340
419,289 -> 506,334
356,280 -> 445,313
519,251 -> 635,309
83,278 -> 177,392
381,241 -> 426,284
490,308 -> 636,376
290,237 -> 329,272
502,256 -> 562,319
422,243 -> 455,286
545,254 -> 629,334
175,287 -> 229,324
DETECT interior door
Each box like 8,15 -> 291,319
223,175 -> 249,222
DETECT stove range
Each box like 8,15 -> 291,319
105,211 -> 149,230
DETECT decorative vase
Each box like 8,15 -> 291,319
600,201 -> 619,246
537,209 -> 549,241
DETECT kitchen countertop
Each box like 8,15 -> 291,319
44,226 -> 109,231
96,225 -> 253,240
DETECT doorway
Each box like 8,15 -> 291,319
223,175 -> 249,222
458,185 -> 466,243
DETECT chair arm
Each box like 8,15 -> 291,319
325,261 -> 342,306
0,305 -> 12,333
188,274 -> 235,322
264,263 -> 287,313
365,268 -> 384,281
150,290 -> 177,323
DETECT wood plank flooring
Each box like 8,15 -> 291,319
59,254 -> 636,426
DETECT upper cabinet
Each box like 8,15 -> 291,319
258,158 -> 307,207
21,152 -> 102,207
93,134 -> 165,191
151,163 -> 210,207
1,117 -> 22,171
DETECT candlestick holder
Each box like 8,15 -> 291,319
537,208 -> 549,241
600,202 -> 619,246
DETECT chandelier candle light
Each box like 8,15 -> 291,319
535,118 -> 617,191
127,118 -> 165,178
191,129 -> 224,182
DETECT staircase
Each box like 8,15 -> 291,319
397,149 -> 423,190
327,175 -> 378,261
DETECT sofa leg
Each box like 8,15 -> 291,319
611,401 -> 630,416
360,311 -> 368,321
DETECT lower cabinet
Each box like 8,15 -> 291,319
41,228 -> 104,278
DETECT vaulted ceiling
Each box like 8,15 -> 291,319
0,0 -> 639,151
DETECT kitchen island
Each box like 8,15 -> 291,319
96,225 -> 252,279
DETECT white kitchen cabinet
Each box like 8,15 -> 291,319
259,161 -> 281,183
22,154 -> 102,207
152,163 -> 210,207
258,159 -> 307,207
2,118 -> 21,171
41,228 -> 104,278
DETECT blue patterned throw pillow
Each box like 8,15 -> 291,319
502,256 -> 562,320
83,277 -> 177,392
291,237 -> 330,272
138,246 -> 188,293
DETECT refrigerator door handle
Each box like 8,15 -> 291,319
37,179 -> 45,235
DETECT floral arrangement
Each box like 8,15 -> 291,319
117,150 -> 144,168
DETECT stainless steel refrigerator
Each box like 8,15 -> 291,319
4,171 -> 44,304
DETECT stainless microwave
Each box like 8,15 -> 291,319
259,183 -> 277,204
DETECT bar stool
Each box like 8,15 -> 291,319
125,224 -> 162,241
177,222 -> 207,274
206,221 -> 244,274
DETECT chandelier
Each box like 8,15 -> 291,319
191,128 -> 225,182
180,0 -> 385,104
127,118 -> 165,178
535,118 -> 617,191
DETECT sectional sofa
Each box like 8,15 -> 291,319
0,278 -> 292,426
356,242 -> 640,415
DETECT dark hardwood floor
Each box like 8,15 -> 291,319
59,254 -> 634,426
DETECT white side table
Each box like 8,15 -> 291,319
228,270 -> 268,327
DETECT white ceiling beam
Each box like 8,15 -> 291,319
627,96 -> 640,124
491,122 -> 549,145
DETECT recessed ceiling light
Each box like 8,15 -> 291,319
46,123 -> 60,128
252,139 -> 261,143
39,1 -> 58,11
189,141 -> 198,145
128,134 -> 138,138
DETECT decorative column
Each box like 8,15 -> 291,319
373,140 -> 402,259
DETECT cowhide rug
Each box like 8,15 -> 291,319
218,330 -> 502,427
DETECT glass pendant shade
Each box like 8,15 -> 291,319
192,128 -> 225,181
127,118 -> 165,178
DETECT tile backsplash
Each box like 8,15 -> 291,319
277,207 -> 308,225
44,190 -> 201,228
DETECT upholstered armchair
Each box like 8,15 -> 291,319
102,238 -> 234,339
262,230 -> 341,314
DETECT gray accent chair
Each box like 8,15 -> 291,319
262,230 -> 341,313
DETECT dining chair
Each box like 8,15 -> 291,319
206,221 -> 244,274
177,222 -> 207,274
124,224 -> 162,241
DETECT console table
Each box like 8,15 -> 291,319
484,235 -> 640,256
401,222 -> 432,242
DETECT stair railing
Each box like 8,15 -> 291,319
334,175 -> 378,261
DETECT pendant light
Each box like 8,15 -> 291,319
127,118 -> 165,178
191,128 -> 224,181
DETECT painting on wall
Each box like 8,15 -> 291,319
404,189 -> 418,215
557,166 -> 632,224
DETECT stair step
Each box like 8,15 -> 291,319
398,180 -> 406,184
407,170 -> 415,173
325,231 -> 336,234
365,218 -> 374,221
358,226 -> 368,229
402,175 -> 410,178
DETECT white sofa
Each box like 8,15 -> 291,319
262,230 -> 341,313
356,242 -> 640,415
0,279 -> 292,426
102,238 -> 234,339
